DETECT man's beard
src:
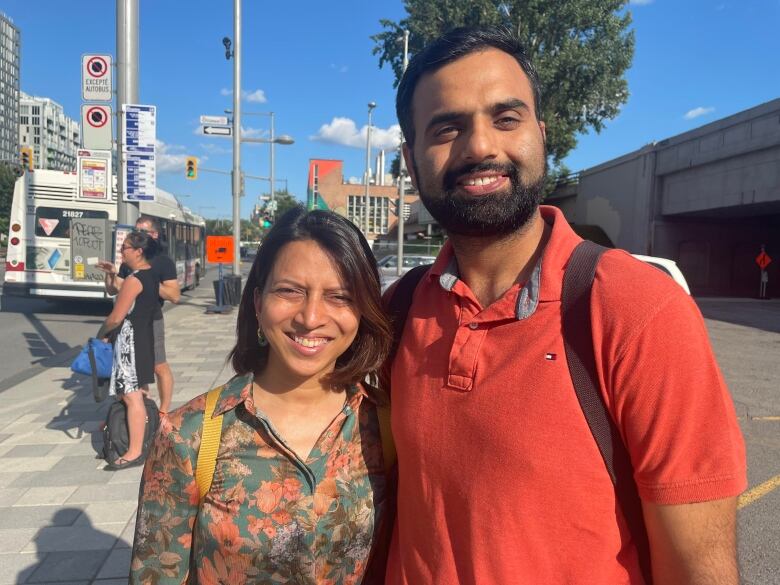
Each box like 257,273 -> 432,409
414,158 -> 547,238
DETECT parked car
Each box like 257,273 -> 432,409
377,254 -> 437,292
632,254 -> 691,295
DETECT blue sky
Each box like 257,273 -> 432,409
3,0 -> 779,220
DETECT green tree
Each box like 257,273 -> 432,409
204,218 -> 232,236
0,163 -> 22,238
372,0 -> 634,168
264,189 -> 304,220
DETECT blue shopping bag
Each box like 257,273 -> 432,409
71,338 -> 113,379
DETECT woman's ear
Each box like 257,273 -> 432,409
253,286 -> 262,319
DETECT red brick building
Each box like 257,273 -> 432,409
306,158 -> 417,241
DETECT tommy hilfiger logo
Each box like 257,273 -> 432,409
545,353 -> 557,361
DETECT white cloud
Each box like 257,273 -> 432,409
220,87 -> 267,103
241,126 -> 267,139
156,139 -> 200,173
629,0 -> 654,5
310,117 -> 402,150
684,106 -> 715,120
329,63 -> 349,74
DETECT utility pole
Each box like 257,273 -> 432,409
364,102 -> 376,237
230,0 -> 242,276
116,0 -> 139,226
269,112 -> 276,219
396,29 -> 410,276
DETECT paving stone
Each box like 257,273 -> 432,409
72,501 -> 137,525
0,551 -> 37,584
2,444 -> 56,458
0,473 -> 21,488
10,460 -> 111,488
0,528 -> 36,553
105,466 -> 143,485
25,549 -> 110,582
67,482 -> 140,504
0,488 -> 26,507
0,457 -> 60,474
0,434 -> 11,445
0,506 -> 82,529
21,524 -> 122,553
95,547 -> 131,579
14,486 -> 78,507
116,519 -> 136,549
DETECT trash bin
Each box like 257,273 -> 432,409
226,275 -> 242,306
212,275 -> 242,306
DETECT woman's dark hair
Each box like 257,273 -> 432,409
229,208 -> 393,388
124,230 -> 159,260
396,26 -> 542,147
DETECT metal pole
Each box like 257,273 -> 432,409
231,0 -> 242,275
396,30 -> 409,277
364,102 -> 375,237
269,111 -> 275,219
116,0 -> 140,226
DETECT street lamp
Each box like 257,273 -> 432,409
365,101 -> 376,237
226,110 -> 294,218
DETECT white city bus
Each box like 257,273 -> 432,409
3,169 -> 205,301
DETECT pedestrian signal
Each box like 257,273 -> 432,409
185,156 -> 198,180
20,147 -> 33,172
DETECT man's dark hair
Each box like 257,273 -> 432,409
123,230 -> 160,260
229,208 -> 392,388
136,215 -> 161,235
396,26 -> 542,147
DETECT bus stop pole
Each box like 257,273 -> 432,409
116,0 -> 140,226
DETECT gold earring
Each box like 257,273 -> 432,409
257,326 -> 268,347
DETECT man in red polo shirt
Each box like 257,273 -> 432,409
386,27 -> 746,584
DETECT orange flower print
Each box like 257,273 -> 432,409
272,510 -> 292,525
282,477 -> 302,501
313,491 -> 336,516
246,515 -> 263,537
255,480 -> 283,514
200,550 -> 248,585
208,519 -> 242,555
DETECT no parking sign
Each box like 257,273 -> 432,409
81,104 -> 113,150
82,54 -> 112,102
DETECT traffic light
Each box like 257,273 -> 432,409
262,213 -> 272,229
185,156 -> 198,180
20,147 -> 33,172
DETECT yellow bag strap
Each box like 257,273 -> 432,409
377,405 -> 396,473
195,386 -> 224,502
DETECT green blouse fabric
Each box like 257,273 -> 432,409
130,373 -> 388,584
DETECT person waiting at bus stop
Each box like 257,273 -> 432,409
96,230 -> 160,469
97,216 -> 180,415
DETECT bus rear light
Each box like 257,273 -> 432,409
11,223 -> 21,232
6,260 -> 24,271
10,237 -> 20,246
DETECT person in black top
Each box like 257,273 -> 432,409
97,230 -> 160,469
97,216 -> 180,415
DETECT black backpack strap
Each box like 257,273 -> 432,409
562,240 -> 653,584
386,264 -> 432,369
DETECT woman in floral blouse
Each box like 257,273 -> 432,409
130,208 -> 394,584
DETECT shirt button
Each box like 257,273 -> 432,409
468,322 -> 479,330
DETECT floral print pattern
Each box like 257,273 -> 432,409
130,374 -> 388,584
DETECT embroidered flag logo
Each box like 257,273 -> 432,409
545,353 -> 557,361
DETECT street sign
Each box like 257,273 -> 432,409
123,152 -> 156,202
82,54 -> 112,102
81,104 -> 113,150
200,115 -> 229,125
756,251 -> 772,270
202,125 -> 232,136
207,236 -> 235,264
77,149 -> 111,200
122,104 -> 156,152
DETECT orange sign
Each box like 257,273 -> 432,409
756,251 -> 772,270
206,236 -> 235,264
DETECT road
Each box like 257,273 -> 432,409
0,263 -> 778,582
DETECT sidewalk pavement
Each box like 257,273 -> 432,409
0,282 -> 238,584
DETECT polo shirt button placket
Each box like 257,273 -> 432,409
468,322 -> 479,330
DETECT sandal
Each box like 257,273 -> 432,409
106,454 -> 145,470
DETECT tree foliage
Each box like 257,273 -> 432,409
268,189 -> 304,220
0,164 -> 22,237
372,0 -> 634,167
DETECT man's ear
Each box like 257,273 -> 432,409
402,142 -> 418,189
538,120 -> 546,144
